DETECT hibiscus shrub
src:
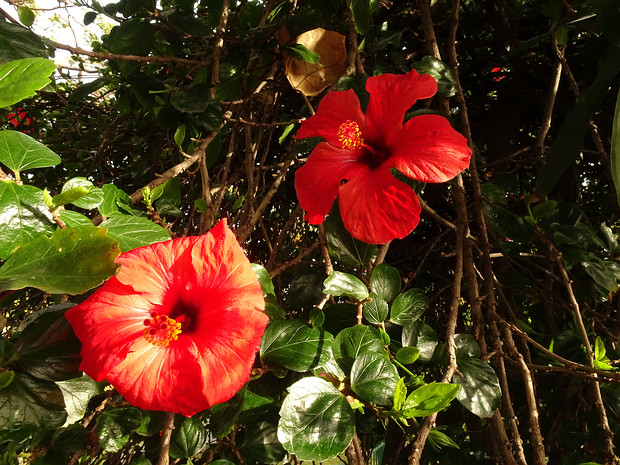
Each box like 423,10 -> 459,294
1,1 -> 620,465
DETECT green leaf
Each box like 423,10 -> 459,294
0,21 -> 50,62
582,256 -> 620,291
57,376 -> 100,426
0,371 -> 14,389
83,11 -> 98,25
277,377 -> 355,461
59,210 -> 96,228
60,177 -> 103,209
260,320 -> 331,372
170,416 -> 208,459
402,321 -> 438,362
68,76 -> 110,102
537,44 -> 620,195
96,408 -> 142,452
396,346 -> 420,365
324,207 -> 378,266
100,214 -> 170,252
427,428 -> 459,450
241,421 -> 286,464
51,186 -> 91,208
0,181 -> 54,260
393,378 -> 407,411
350,352 -> 399,406
99,183 -> 141,217
370,264 -> 401,303
412,56 -> 458,98
13,305 -> 81,381
594,336 -> 606,361
454,334 -> 481,359
0,58 -> 54,108
0,373 -> 67,433
323,271 -> 369,301
0,130 -> 61,173
0,226 -> 121,294
453,357 -> 502,418
251,263 -> 275,296
363,294 -> 389,324
401,382 -> 460,417
390,288 -> 427,326
17,7 -> 35,27
285,44 -> 321,63
333,325 -> 385,373
349,0 -> 371,34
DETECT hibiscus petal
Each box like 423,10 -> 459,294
294,143 -> 368,224
364,69 -> 437,144
295,89 -> 367,146
387,114 -> 472,183
338,167 -> 422,244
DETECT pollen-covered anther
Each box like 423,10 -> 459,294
143,312 -> 182,347
337,120 -> 364,150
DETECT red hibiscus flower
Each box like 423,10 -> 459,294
65,220 -> 268,417
294,68 -> 472,244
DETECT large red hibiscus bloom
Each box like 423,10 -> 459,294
65,220 -> 268,417
294,68 -> 472,244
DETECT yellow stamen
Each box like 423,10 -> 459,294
143,312 -> 182,347
337,120 -> 364,150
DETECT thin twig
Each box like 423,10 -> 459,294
156,412 -> 176,465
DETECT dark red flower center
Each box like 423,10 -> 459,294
143,311 -> 182,346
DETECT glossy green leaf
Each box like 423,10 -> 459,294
99,183 -> 141,217
427,428 -> 459,450
68,76 -> 110,102
349,0 -> 371,34
241,421 -> 286,464
454,333 -> 481,358
251,263 -> 275,296
13,305 -> 81,381
96,408 -> 142,452
412,56 -> 458,97
0,21 -> 50,63
59,210 -> 95,228
60,177 -> 103,209
333,325 -> 385,373
57,376 -> 100,425
260,320 -> 331,372
0,130 -> 61,173
0,58 -> 55,108
324,271 -> 369,301
286,44 -> 321,63
100,213 -> 170,252
51,186 -> 91,208
402,382 -> 460,418
393,378 -> 407,411
363,294 -> 389,324
0,181 -> 54,260
16,7 -> 35,27
370,264 -> 401,303
611,86 -> 620,208
453,357 -> 501,418
350,352 -> 399,406
390,288 -> 427,326
537,44 -> 620,195
170,416 -> 208,459
402,321 -> 438,362
324,208 -> 378,266
595,336 -> 606,361
277,377 -> 355,461
582,256 -> 620,291
0,226 -> 121,294
0,371 -> 14,389
396,346 -> 420,365
0,373 -> 67,433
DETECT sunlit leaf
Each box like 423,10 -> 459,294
277,377 -> 355,461
0,226 -> 120,294
0,58 -> 55,108
100,213 -> 170,252
453,357 -> 501,418
324,271 -> 369,301
0,130 -> 61,173
401,382 -> 460,418
333,325 -> 385,373
350,352 -> 399,406
370,264 -> 401,303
